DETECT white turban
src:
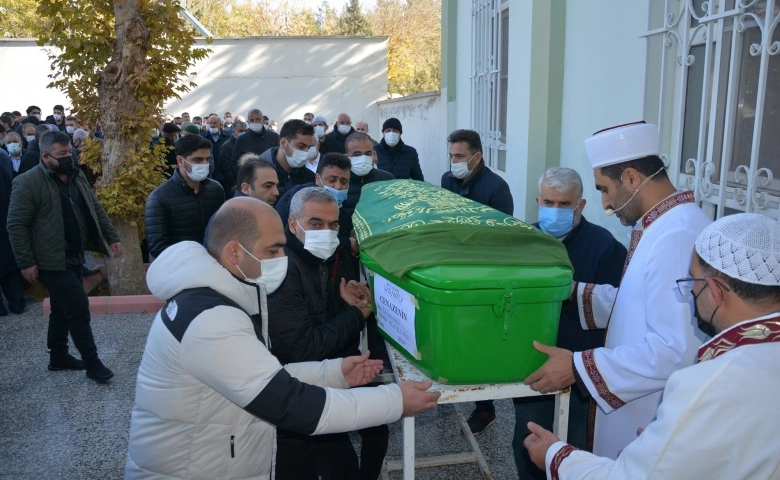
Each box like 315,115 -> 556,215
584,122 -> 659,169
695,213 -> 780,286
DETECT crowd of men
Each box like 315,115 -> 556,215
1,103 -> 779,480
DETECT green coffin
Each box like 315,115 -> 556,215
355,180 -> 573,384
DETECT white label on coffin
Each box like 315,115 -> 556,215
374,275 -> 418,358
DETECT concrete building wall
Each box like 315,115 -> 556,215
377,91 -> 448,184
0,36 -> 388,129
557,0 -> 650,243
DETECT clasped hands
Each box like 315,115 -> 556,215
339,279 -> 373,318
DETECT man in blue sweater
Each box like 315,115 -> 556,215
440,129 -> 513,216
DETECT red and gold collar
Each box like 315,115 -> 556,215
640,190 -> 695,230
698,315 -> 780,362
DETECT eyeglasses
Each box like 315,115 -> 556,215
676,277 -> 731,297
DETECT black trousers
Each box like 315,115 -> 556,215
0,268 -> 26,313
512,387 -> 592,479
276,424 -> 390,480
38,263 -> 99,364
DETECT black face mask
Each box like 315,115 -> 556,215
693,283 -> 718,337
51,154 -> 74,174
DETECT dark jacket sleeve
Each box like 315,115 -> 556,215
231,135 -> 247,167
408,146 -> 424,181
6,174 -> 37,269
81,174 -> 121,246
491,179 -> 514,216
267,263 -> 365,364
596,238 -> 628,288
144,189 -> 172,260
219,143 -> 236,190
18,150 -> 39,175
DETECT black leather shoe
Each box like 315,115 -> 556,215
85,361 -> 114,383
48,354 -> 86,371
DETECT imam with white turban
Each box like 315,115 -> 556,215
544,213 -> 780,480
570,122 -> 712,459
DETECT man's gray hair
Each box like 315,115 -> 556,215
233,120 -> 247,129
289,187 -> 337,221
4,132 -> 20,143
35,123 -> 57,142
72,129 -> 90,142
39,130 -> 72,154
538,167 -> 584,200
247,108 -> 262,118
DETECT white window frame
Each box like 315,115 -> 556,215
470,0 -> 509,171
643,0 -> 780,220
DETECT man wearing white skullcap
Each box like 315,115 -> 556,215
524,121 -> 712,462
523,213 -> 780,479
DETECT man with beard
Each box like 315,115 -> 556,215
523,121 -> 711,460
524,213 -> 780,479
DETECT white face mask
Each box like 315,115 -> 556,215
26,135 -> 35,143
7,142 -> 21,155
224,117 -> 231,123
151,128 -> 159,138
296,220 -> 340,260
32,113 -> 41,120
66,126 -> 75,135
284,142 -> 309,168
384,131 -> 400,146
304,120 -> 312,125
183,159 -> 209,182
248,122 -> 263,133
314,125 -> 325,138
236,244 -> 288,294
53,114 -> 62,121
209,127 -> 220,135
451,152 -> 478,179
350,154 -> 373,176
307,146 -> 319,160
337,124 -> 351,135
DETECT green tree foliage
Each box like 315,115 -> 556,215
338,0 -> 373,36
36,0 -> 210,294
0,0 -> 41,38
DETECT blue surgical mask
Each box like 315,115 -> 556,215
322,185 -> 348,207
538,206 -> 577,238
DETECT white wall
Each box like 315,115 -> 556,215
558,0 -> 650,243
168,37 -> 388,128
0,37 -> 388,129
377,92 -> 447,184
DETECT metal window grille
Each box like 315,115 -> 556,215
644,0 -> 780,220
471,0 -> 508,171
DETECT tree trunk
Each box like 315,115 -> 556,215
96,0 -> 151,295
104,215 -> 149,295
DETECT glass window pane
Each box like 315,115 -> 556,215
499,8 -> 509,143
680,44 -> 707,174
729,27 -> 762,180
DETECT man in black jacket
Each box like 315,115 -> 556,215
230,108 -> 280,166
153,122 -> 180,178
268,186 -> 387,480
18,124 -> 56,175
375,117 -> 425,180
217,120 -> 247,193
201,114 -> 232,195
319,112 -> 355,155
341,132 -> 394,238
45,104 -> 67,132
441,129 -> 514,216
512,167 -> 627,478
144,135 -> 224,260
257,119 -> 317,198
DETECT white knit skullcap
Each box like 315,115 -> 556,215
695,213 -> 780,286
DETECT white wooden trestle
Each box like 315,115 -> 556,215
380,344 -> 570,480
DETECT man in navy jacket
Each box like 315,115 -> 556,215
440,129 -> 513,216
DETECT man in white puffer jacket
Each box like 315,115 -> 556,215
125,198 -> 440,479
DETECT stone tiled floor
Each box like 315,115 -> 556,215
0,301 -> 522,479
